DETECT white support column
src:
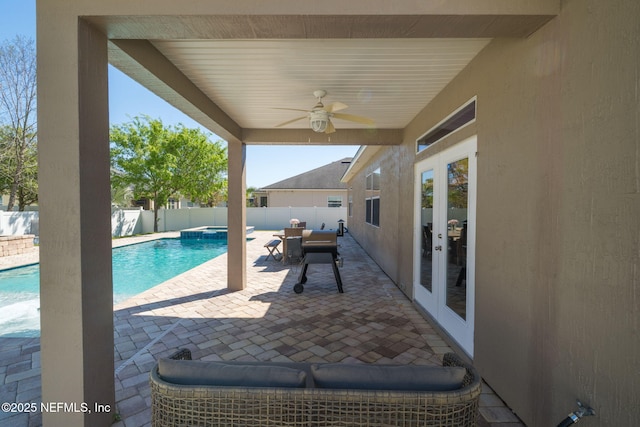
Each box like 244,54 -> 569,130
227,141 -> 247,290
37,16 -> 115,427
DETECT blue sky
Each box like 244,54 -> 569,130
0,0 -> 359,188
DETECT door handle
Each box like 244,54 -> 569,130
434,245 -> 442,251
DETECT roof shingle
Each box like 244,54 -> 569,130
261,158 -> 352,190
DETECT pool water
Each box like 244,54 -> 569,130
0,238 -> 228,338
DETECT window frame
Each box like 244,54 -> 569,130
417,97 -> 477,153
365,167 -> 381,227
327,195 -> 343,208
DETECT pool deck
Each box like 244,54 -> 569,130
0,231 -> 522,427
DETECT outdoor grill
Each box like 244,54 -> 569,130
294,230 -> 343,294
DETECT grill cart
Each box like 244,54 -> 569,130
294,229 -> 343,294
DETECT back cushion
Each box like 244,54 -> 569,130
310,363 -> 466,391
158,358 -> 307,388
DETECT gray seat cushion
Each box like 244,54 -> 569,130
310,363 -> 466,391
158,358 -> 307,388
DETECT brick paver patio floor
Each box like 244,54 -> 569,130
0,231 -> 522,426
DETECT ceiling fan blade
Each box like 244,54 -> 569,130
275,116 -> 307,127
332,113 -> 375,126
273,107 -> 311,113
324,102 -> 348,113
325,120 -> 336,134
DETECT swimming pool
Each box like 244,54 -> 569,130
0,238 -> 229,338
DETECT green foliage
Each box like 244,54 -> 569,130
0,125 -> 38,210
0,126 -> 12,195
447,158 -> 469,209
110,184 -> 134,209
421,179 -> 433,209
246,186 -> 258,207
110,116 -> 227,230
172,125 -> 227,207
0,36 -> 38,211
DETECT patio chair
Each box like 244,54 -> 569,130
282,227 -> 304,264
285,236 -> 303,265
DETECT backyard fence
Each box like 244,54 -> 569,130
0,207 -> 348,237
0,211 -> 39,236
143,206 -> 347,235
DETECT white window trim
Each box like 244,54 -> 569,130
416,96 -> 477,153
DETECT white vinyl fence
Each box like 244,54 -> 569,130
0,211 -> 39,236
1,207 -> 348,237
150,207 -> 347,234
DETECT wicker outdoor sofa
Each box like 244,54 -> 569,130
150,349 -> 481,426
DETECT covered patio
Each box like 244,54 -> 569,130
1,231 -> 519,426
34,1 -> 640,426
35,4 -> 559,424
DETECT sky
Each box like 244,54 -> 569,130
0,0 -> 360,188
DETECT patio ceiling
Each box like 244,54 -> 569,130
152,38 -> 490,130
86,9 -> 557,145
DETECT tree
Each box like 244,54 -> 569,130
110,180 -> 134,209
447,159 -> 469,209
246,186 -> 258,207
110,116 -> 227,231
0,36 -> 38,211
171,125 -> 227,207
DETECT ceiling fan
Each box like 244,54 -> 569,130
274,90 -> 374,134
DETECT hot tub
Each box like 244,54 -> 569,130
180,226 -> 255,240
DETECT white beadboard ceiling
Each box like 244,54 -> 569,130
152,38 -> 490,131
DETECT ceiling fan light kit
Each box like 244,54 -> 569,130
309,110 -> 329,133
275,90 -> 374,134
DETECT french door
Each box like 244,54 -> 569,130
414,136 -> 477,356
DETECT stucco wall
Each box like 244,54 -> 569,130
345,0 -> 639,425
472,2 -> 638,424
266,189 -> 348,208
345,149 -> 405,284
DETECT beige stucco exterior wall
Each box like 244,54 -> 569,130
345,0 -> 640,425
345,149 -> 405,285
266,189 -> 348,208
37,15 -> 116,426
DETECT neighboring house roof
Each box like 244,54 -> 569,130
261,158 -> 352,190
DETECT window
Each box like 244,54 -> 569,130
348,193 -> 353,217
365,168 -> 380,226
259,196 -> 268,207
328,196 -> 342,208
417,99 -> 476,152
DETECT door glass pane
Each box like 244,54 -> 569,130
420,170 -> 434,292
446,158 -> 468,320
